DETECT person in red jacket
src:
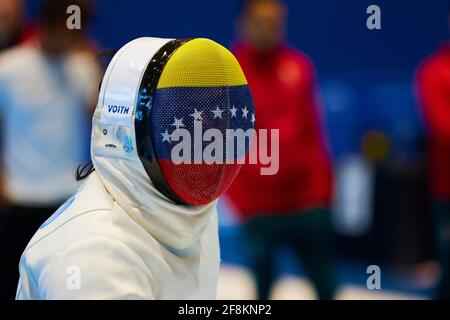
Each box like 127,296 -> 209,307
226,0 -> 336,299
417,41 -> 450,299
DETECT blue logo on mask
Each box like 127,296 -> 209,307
108,105 -> 130,115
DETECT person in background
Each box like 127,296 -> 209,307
0,0 -> 100,300
416,7 -> 450,299
0,0 -> 24,51
226,0 -> 336,300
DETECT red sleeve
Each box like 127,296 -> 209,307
417,57 -> 450,140
297,56 -> 334,207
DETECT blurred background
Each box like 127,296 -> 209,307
1,0 -> 449,299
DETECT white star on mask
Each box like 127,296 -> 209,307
212,106 -> 224,119
251,113 -> 256,125
171,117 -> 185,130
242,107 -> 249,119
189,108 -> 203,121
230,105 -> 238,118
161,129 -> 172,143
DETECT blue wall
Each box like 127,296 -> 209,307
25,0 -> 447,69
26,0 -> 449,157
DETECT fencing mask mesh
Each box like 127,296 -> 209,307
134,38 -> 255,206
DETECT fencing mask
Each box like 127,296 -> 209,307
92,37 -> 255,206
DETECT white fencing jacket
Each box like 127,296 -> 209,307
16,169 -> 220,300
16,38 -> 220,300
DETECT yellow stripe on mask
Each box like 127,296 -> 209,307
157,38 -> 248,89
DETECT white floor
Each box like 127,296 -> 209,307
216,264 -> 427,300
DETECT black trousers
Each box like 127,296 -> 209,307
243,209 -> 337,300
0,204 -> 58,300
